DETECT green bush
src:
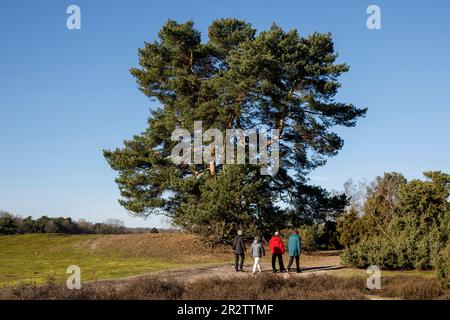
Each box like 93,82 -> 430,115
341,171 -> 449,282
337,208 -> 363,247
298,225 -> 324,251
342,236 -> 402,269
435,212 -> 450,287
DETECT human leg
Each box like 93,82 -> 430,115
271,254 -> 277,272
287,256 -> 294,270
239,254 -> 245,271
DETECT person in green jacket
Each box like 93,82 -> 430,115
287,230 -> 301,273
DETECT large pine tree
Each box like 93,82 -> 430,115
104,19 -> 367,243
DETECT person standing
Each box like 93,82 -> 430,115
232,230 -> 246,272
287,230 -> 302,273
269,231 -> 286,273
250,237 -> 265,275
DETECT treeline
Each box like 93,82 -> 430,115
336,171 -> 449,287
0,213 -> 159,235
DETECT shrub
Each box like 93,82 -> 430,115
341,171 -> 450,279
9,274 -> 368,300
298,225 -> 323,251
380,276 -> 443,300
337,208 -> 363,247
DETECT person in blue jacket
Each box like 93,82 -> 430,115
287,230 -> 301,273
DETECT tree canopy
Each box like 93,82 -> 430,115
104,19 -> 367,243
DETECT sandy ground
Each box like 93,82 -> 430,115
90,250 -> 344,289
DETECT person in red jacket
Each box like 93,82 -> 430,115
269,231 -> 286,273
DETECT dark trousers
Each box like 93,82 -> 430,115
271,253 -> 285,271
234,254 -> 245,271
287,255 -> 300,271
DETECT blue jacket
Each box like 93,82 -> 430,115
288,234 -> 301,257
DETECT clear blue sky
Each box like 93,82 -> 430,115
1,0 -> 449,227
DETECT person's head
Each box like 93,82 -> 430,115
237,230 -> 243,236
294,230 -> 299,235
275,231 -> 280,237
254,236 -> 260,244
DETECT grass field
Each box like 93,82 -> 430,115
0,233 -> 231,287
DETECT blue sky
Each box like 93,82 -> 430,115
0,0 -> 449,227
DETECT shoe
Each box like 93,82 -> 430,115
296,269 -> 301,273
280,269 -> 287,273
272,270 -> 278,273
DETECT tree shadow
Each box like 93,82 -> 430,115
300,265 -> 344,272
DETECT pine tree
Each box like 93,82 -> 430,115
104,19 -> 366,243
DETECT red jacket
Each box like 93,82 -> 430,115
269,236 -> 285,254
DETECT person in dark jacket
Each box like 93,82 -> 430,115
232,230 -> 246,271
269,231 -> 286,273
287,230 -> 302,273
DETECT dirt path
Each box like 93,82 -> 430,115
89,250 -> 345,290
98,262 -> 345,287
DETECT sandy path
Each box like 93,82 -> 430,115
90,250 -> 344,289
0,251 -> 346,299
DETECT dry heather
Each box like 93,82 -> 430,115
9,274 -> 366,300
8,274 -> 449,300
378,276 -> 444,300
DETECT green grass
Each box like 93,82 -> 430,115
0,234 -> 225,287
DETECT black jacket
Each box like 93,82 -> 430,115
232,235 -> 246,254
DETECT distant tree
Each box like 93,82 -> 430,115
0,214 -> 129,235
343,178 -> 369,214
0,211 -> 18,235
16,216 -> 37,234
77,219 -> 94,233
363,172 -> 407,237
337,208 -> 363,247
44,220 -> 58,233
150,227 -> 159,233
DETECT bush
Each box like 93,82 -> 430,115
319,221 -> 342,249
337,208 -> 363,247
435,212 -> 450,287
341,236 -> 403,269
340,171 -> 450,281
436,244 -> 450,288
298,225 -> 323,251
